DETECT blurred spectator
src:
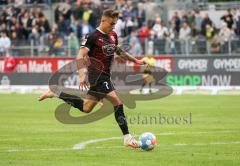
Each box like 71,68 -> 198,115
192,10 -> 202,34
121,1 -> 134,21
234,8 -> 240,37
68,32 -> 79,56
122,15 -> 134,37
128,31 -> 142,56
210,35 -> 221,53
145,0 -> 155,28
0,23 -> 8,34
219,22 -> 232,42
219,22 -> 232,53
82,4 -> 92,23
20,10 -> 33,40
135,2 -> 146,28
138,23 -> 150,54
46,33 -> 56,56
25,0 -> 46,4
152,17 -> 168,39
54,5 -> 62,24
205,24 -> 215,40
0,31 -> 11,56
204,23 -> 215,54
79,3 -> 99,28
115,0 -> 127,12
221,9 -> 234,29
91,2 -> 102,27
12,22 -> 25,40
179,22 -> 191,40
201,13 -> 212,35
166,26 -> 176,54
179,22 -> 191,54
39,15 -> 51,34
29,24 -> 40,46
152,17 -> 168,55
16,0 -> 24,6
72,1 -> 84,21
0,0 -> 7,5
80,20 -> 94,38
54,1 -> 72,25
146,31 -> 154,55
170,12 -> 181,35
70,19 -> 82,39
181,10 -> 189,24
57,14 -> 71,36
46,31 -> 64,57
114,17 -> 124,37
60,0 -> 72,23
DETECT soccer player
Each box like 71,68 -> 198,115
39,9 -> 147,148
140,54 -> 156,93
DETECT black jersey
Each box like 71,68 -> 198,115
81,28 -> 118,76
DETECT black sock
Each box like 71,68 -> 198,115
149,83 -> 152,89
141,83 -> 146,90
114,104 -> 129,135
59,92 -> 84,112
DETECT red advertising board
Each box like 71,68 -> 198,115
0,56 -> 173,73
0,57 -> 73,73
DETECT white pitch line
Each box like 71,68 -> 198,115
180,141 -> 240,146
1,130 -> 239,153
74,141 -> 240,149
209,141 -> 240,145
2,141 -> 240,153
73,137 -> 121,150
174,143 -> 188,146
72,130 -> 240,150
5,148 -> 73,152
155,130 -> 237,136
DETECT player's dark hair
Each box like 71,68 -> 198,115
102,9 -> 119,19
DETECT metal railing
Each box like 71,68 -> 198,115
143,37 -> 240,56
198,1 -> 240,11
2,36 -> 240,57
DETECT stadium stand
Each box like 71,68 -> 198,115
0,0 -> 239,57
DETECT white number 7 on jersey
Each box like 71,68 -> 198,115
103,81 -> 109,89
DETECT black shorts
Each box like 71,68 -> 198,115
87,74 -> 115,100
143,70 -> 152,75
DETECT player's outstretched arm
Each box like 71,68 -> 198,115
77,47 -> 90,90
116,46 -> 147,65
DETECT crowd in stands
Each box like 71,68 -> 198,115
168,8 -> 240,54
0,0 -> 50,5
0,0 -> 240,57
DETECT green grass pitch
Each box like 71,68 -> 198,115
0,94 -> 239,166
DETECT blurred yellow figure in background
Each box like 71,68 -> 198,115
140,54 -> 156,93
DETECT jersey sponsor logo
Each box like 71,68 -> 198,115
98,38 -> 103,42
102,44 -> 116,56
110,35 -> 116,43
